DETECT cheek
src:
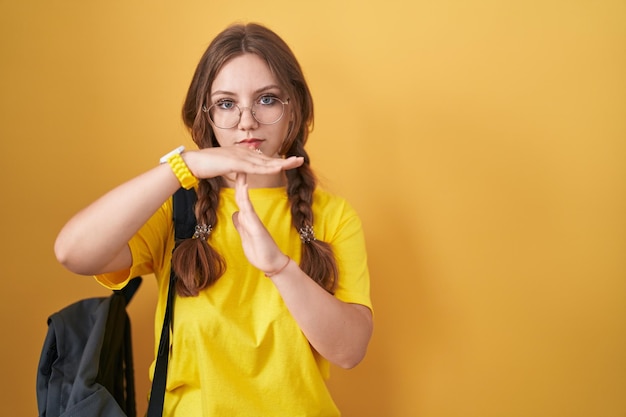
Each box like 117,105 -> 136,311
279,123 -> 296,154
276,123 -> 292,147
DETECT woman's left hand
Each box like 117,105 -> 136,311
231,172 -> 288,275
232,173 -> 372,369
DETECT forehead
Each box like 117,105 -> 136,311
211,53 -> 280,95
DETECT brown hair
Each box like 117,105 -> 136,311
173,23 -> 337,296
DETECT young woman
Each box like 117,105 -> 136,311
55,23 -> 373,416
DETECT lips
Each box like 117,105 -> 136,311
237,139 -> 264,148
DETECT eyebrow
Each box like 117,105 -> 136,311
210,84 -> 283,98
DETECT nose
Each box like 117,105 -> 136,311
238,106 -> 258,130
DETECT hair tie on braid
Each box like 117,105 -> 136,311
299,224 -> 316,243
192,224 -> 213,240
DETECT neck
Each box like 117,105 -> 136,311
222,172 -> 287,189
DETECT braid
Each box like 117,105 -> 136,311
286,144 -> 338,293
171,178 -> 226,296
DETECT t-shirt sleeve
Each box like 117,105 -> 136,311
94,199 -> 173,290
324,198 -> 373,312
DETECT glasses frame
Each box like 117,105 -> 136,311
202,97 -> 290,129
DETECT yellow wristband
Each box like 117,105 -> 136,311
167,153 -> 198,190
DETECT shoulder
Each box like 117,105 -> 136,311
313,187 -> 348,208
313,188 -> 358,216
312,188 -> 363,240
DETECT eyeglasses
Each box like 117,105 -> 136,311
202,96 -> 290,129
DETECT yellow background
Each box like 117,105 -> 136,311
1,1 -> 625,416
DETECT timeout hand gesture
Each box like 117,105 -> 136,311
231,172 -> 290,275
185,146 -> 303,180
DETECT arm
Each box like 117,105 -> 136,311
54,163 -> 179,275
55,147 -> 303,276
269,260 -> 373,369
231,173 -> 373,368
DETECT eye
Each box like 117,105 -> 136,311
215,99 -> 236,110
257,95 -> 279,106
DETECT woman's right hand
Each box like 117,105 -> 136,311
54,145 -> 302,276
184,146 -> 303,180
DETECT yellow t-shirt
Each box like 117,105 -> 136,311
97,186 -> 372,416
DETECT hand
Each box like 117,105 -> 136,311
231,172 -> 289,274
184,146 -> 303,180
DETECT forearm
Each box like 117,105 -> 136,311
269,259 -> 373,369
54,163 -> 180,275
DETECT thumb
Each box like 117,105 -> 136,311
232,211 -> 241,230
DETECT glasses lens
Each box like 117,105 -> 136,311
207,98 -> 287,129
252,97 -> 285,125
208,104 -> 239,129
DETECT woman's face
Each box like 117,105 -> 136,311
208,53 -> 291,157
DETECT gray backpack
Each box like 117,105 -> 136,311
36,277 -> 141,417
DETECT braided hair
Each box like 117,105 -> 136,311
172,23 -> 337,297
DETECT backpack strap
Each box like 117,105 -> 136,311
115,275 -> 142,305
113,276 -> 142,415
100,290 -> 137,416
146,187 -> 197,417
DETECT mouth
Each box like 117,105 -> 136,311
236,138 -> 264,149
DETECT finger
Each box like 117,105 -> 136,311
235,171 -> 247,187
231,210 -> 250,242
239,149 -> 303,167
281,156 -> 305,170
234,172 -> 254,214
231,211 -> 240,229
235,172 -> 247,203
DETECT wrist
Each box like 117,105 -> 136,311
264,255 -> 291,278
160,146 -> 198,190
